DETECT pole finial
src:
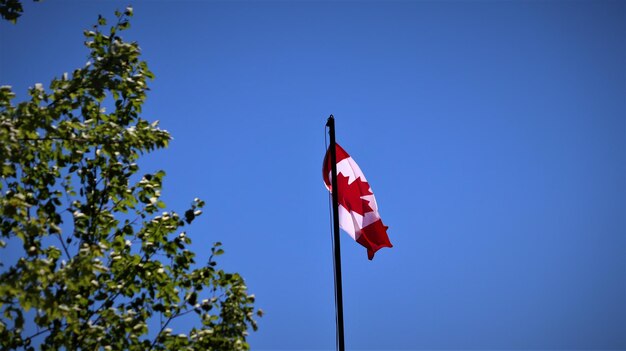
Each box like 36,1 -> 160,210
326,114 -> 334,127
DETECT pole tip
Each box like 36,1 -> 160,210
326,114 -> 334,127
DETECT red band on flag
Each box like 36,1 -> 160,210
356,219 -> 392,260
322,144 -> 350,187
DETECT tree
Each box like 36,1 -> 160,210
0,8 -> 260,350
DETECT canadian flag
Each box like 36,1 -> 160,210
323,143 -> 392,260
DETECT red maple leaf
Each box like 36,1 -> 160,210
336,172 -> 374,216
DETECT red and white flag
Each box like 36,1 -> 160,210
323,143 -> 392,260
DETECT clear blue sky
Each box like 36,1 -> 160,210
1,1 -> 625,350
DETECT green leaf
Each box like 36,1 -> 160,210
184,209 -> 195,224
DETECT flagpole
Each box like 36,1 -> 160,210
326,115 -> 346,351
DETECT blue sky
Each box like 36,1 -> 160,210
1,1 -> 625,350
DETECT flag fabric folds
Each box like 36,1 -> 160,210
323,143 -> 392,260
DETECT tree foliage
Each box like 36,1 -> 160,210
0,0 -> 39,23
0,0 -> 24,23
0,8 -> 260,350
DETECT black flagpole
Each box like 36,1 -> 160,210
326,115 -> 345,351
